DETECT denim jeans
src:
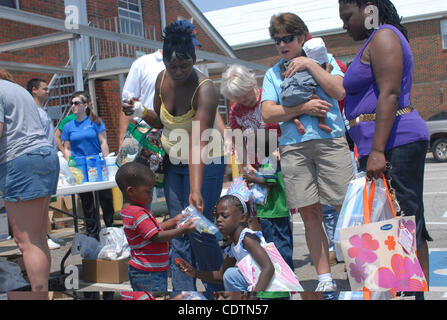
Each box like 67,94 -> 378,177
358,140 -> 432,248
321,205 -> 338,252
164,159 -> 226,294
259,217 -> 294,270
223,267 -> 249,291
128,265 -> 168,292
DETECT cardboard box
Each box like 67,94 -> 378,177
51,196 -> 75,218
82,258 -> 129,284
0,210 -> 9,241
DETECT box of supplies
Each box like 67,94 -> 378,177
82,258 -> 129,284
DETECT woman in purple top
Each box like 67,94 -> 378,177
339,0 -> 432,295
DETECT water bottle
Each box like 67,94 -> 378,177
68,156 -> 77,168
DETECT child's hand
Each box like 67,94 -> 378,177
173,213 -> 184,226
180,217 -> 197,233
243,172 -> 257,183
175,258 -> 197,278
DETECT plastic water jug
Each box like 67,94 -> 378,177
86,156 -> 100,182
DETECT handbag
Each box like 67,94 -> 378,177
237,242 -> 303,292
116,122 -> 166,187
338,175 -> 428,292
334,174 -> 395,261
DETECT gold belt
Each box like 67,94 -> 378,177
348,106 -> 414,128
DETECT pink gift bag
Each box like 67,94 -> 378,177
237,242 -> 303,292
339,176 -> 428,292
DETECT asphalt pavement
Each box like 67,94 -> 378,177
2,153 -> 446,300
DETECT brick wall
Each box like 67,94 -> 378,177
236,19 -> 447,120
0,0 -> 230,154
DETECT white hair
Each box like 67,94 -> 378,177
220,64 -> 258,101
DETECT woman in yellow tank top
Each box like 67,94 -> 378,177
122,21 -> 225,294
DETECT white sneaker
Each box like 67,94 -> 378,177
47,238 -> 61,250
316,280 -> 337,292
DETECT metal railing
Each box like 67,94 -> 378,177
90,16 -> 157,60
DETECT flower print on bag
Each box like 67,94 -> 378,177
348,233 -> 380,264
375,254 -> 428,292
349,259 -> 369,283
385,236 -> 396,251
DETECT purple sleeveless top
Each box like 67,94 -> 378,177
343,24 -> 429,158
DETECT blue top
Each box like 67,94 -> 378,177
261,53 -> 346,146
61,116 -> 106,157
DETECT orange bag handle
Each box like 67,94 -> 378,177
362,179 -> 375,224
362,175 -> 397,224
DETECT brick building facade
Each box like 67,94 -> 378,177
2,2 -> 446,153
0,0 -> 228,153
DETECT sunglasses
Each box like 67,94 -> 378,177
273,34 -> 296,45
71,101 -> 83,106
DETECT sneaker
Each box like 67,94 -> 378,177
316,280 -> 337,292
47,238 -> 61,250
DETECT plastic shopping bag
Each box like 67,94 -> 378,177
116,122 -> 167,187
177,205 -> 219,235
237,242 -> 303,292
249,173 -> 268,206
57,152 -> 77,187
116,122 -> 166,172
334,174 -> 395,261
97,227 -> 130,260
71,233 -> 101,260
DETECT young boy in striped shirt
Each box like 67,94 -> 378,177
115,162 -> 196,292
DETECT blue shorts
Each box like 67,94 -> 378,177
0,146 -> 59,202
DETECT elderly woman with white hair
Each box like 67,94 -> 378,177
220,64 -> 280,170
220,65 -> 292,301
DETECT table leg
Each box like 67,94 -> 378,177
93,191 -> 101,238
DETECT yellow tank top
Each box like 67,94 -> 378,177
159,71 -> 223,163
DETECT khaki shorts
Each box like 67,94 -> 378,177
279,136 -> 354,208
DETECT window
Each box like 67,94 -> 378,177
441,20 -> 447,50
0,0 -> 18,8
118,0 -> 144,37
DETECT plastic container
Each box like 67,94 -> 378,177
86,155 -> 100,182
177,205 -> 219,235
74,156 -> 88,183
106,156 -> 118,181
99,153 -> 108,182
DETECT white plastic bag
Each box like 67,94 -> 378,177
97,227 -> 130,260
57,152 -> 76,187
334,174 -> 395,261
0,257 -> 29,291
71,233 -> 101,260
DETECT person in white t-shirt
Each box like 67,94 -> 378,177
119,49 -> 166,143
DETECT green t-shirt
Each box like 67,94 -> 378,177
256,165 -> 290,219
57,114 -> 76,131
